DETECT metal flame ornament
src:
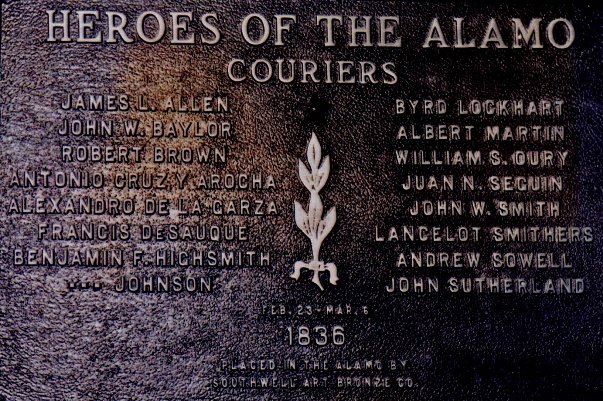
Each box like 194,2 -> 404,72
292,133 -> 338,291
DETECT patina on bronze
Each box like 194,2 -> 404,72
1,1 -> 601,400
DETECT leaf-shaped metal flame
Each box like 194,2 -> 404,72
318,207 -> 336,241
307,192 -> 323,240
299,148 -> 330,192
307,133 -> 321,170
316,155 -> 330,191
298,160 -> 313,191
294,201 -> 310,237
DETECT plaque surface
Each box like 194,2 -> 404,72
1,1 -> 602,400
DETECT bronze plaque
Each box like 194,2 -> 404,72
1,1 -> 601,400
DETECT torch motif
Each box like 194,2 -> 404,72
292,133 -> 337,291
